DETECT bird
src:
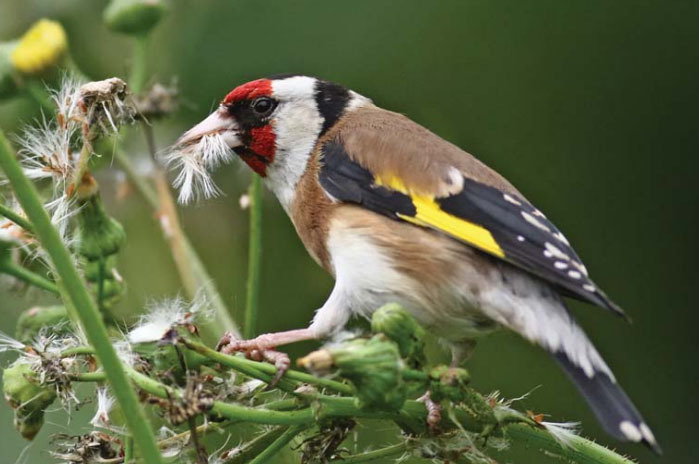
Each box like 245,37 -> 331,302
173,74 -> 659,452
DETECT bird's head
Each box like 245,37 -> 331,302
176,75 -> 369,179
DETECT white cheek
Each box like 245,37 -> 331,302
264,102 -> 323,212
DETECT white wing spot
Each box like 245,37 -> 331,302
619,421 -> 643,442
544,250 -> 553,258
554,261 -> 568,270
545,242 -> 570,261
639,423 -> 656,444
571,260 -> 589,277
517,235 -> 525,242
568,270 -> 582,279
504,193 -> 522,206
583,284 -> 596,292
554,231 -> 571,246
522,211 -> 551,232
533,209 -> 546,218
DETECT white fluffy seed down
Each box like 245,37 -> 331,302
166,133 -> 234,204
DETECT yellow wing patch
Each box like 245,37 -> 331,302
376,175 -> 505,258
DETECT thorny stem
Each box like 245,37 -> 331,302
249,424 -> 308,464
244,176 -> 263,339
0,129 -> 164,464
0,260 -> 59,294
68,348 -> 635,464
0,202 -> 35,233
505,424 -> 636,464
333,442 -> 409,463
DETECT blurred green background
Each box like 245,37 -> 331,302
1,0 -> 697,462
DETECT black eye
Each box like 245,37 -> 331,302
252,97 -> 276,117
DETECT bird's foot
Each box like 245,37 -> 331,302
418,391 -> 442,432
216,332 -> 291,387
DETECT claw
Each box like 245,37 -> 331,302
216,333 -> 290,387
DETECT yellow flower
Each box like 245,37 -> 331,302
10,19 -> 67,75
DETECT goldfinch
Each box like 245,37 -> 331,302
173,74 -> 658,452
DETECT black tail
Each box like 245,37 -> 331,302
554,352 -> 661,454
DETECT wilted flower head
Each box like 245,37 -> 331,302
128,293 -> 212,343
13,76 -> 136,239
165,133 -> 234,204
50,432 -> 120,463
10,19 -> 67,75
70,77 -> 136,135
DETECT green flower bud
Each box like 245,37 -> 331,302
76,193 -> 126,260
100,278 -> 125,300
104,0 -> 169,35
301,335 -> 407,410
0,41 -> 19,100
3,361 -> 57,440
15,305 -> 70,343
82,254 -> 119,281
371,303 -> 425,368
429,366 -> 470,403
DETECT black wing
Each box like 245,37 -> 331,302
319,140 -> 626,318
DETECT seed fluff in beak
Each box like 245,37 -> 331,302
165,108 -> 239,204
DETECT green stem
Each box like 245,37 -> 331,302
124,436 -> 134,463
244,176 -> 263,339
334,442 -> 408,463
0,202 -> 34,233
71,362 -> 633,464
68,140 -> 92,197
0,260 -> 59,294
249,424 -> 306,464
0,129 -> 163,464
225,426 -> 287,464
129,35 -> 149,94
182,338 -> 354,395
97,256 -> 106,312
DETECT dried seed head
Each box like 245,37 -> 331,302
75,77 -> 136,134
50,431 -> 120,463
133,81 -> 179,119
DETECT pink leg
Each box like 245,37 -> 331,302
217,328 -> 317,385
418,391 -> 442,431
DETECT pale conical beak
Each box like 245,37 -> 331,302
176,106 -> 241,148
